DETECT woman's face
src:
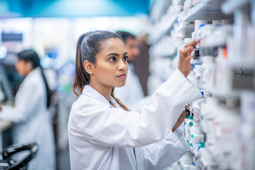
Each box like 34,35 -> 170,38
89,38 -> 129,88
15,58 -> 32,76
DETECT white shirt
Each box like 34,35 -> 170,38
0,67 -> 56,170
115,63 -> 144,109
68,69 -> 202,170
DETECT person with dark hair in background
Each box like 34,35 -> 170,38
0,49 -> 55,170
114,31 -> 144,109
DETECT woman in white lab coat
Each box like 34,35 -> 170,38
0,50 -> 55,170
69,31 -> 201,170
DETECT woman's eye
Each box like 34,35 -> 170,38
109,57 -> 116,62
123,56 -> 128,61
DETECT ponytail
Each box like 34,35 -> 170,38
111,88 -> 129,111
72,33 -> 90,96
39,67 -> 51,108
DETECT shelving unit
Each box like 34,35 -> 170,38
199,37 -> 226,48
160,15 -> 178,36
221,0 -> 251,14
176,0 -> 185,5
148,0 -> 255,170
183,0 -> 229,22
148,15 -> 177,43
150,47 -> 176,58
175,24 -> 194,34
150,38 -> 177,58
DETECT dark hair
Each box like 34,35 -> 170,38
17,49 -> 51,108
72,30 -> 129,111
116,31 -> 136,43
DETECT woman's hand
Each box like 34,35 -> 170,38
172,110 -> 186,132
178,40 -> 199,77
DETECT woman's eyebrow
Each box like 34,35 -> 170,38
106,53 -> 119,57
123,52 -> 128,56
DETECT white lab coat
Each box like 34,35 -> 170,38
68,68 -> 202,170
115,63 -> 144,109
0,67 -> 56,170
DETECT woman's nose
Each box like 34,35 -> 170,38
118,60 -> 127,71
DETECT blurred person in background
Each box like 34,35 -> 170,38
114,31 -> 144,109
0,50 -> 56,170
134,34 -> 150,96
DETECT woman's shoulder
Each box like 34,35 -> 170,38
70,94 -> 109,115
19,73 -> 43,93
23,68 -> 43,86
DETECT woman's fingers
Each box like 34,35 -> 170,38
186,55 -> 193,61
180,46 -> 194,57
185,40 -> 199,48
178,40 -> 198,77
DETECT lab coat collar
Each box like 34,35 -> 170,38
22,67 -> 41,84
82,85 -> 120,109
26,67 -> 41,79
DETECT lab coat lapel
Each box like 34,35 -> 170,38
82,85 -> 123,109
82,85 -> 117,108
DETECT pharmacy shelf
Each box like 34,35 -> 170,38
160,15 -> 178,35
176,0 -> 185,5
199,37 -> 226,48
148,15 -> 177,43
150,38 -> 177,58
179,161 -> 185,170
200,124 -> 207,134
152,50 -> 176,58
186,139 -> 200,157
183,0 -> 229,22
179,161 -> 197,170
221,0 -> 250,14
151,48 -> 176,58
206,145 -> 219,160
176,24 -> 194,34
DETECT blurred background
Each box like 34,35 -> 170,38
0,0 -> 255,170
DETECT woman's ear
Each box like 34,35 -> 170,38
83,60 -> 94,75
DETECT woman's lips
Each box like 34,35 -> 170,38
118,74 -> 127,79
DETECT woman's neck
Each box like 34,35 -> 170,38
89,81 -> 112,102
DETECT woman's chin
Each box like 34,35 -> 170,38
114,82 -> 126,88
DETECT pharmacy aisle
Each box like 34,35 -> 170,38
148,0 -> 255,169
